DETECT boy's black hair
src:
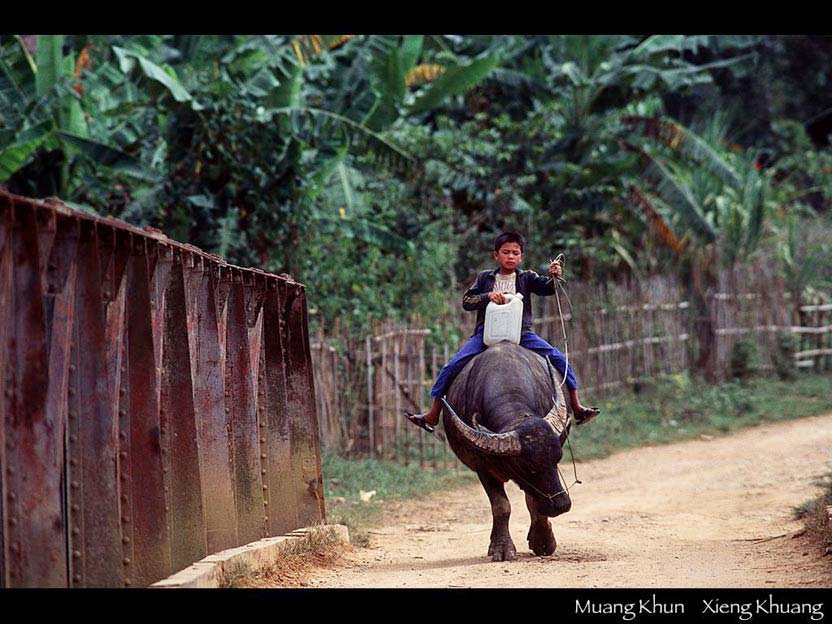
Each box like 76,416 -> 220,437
494,231 -> 525,252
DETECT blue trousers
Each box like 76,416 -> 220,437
430,329 -> 578,399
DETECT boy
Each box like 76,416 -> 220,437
405,231 -> 600,433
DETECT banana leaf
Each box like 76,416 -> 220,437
399,35 -> 423,73
622,141 -> 716,243
409,54 -> 498,115
56,131 -> 156,181
112,46 -> 196,106
622,116 -> 740,187
0,122 -> 51,182
35,35 -> 63,98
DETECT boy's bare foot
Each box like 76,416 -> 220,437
574,406 -> 601,425
404,411 -> 437,433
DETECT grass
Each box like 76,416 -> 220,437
322,454 -> 476,545
322,371 -> 832,542
570,371 -> 832,460
221,525 -> 349,588
793,472 -> 832,556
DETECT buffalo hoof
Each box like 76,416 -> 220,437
488,538 -> 517,562
527,520 -> 557,556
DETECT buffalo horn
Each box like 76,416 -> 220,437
440,397 -> 521,456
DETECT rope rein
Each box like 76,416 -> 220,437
547,252 -> 581,491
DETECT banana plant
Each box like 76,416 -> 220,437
0,35 -> 149,198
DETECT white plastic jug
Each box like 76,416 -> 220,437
483,293 -> 524,346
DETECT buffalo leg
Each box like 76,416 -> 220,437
478,472 -> 516,562
525,493 -> 557,556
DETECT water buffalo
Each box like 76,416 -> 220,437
441,341 -> 572,562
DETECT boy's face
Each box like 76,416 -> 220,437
493,242 -> 523,272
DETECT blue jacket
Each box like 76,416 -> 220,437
462,267 -> 556,335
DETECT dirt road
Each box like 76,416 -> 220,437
307,413 -> 832,588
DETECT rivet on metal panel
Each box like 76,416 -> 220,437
72,528 -> 80,536
119,409 -> 126,417
121,494 -> 129,503
71,481 -> 80,489
119,432 -> 126,441
72,504 -> 80,512
73,575 -> 81,583
121,516 -> 130,524
124,580 -> 131,587
159,408 -> 166,416
6,466 -> 14,475
225,407 -> 230,414
122,537 -> 130,544
120,387 -> 127,396
8,491 -> 16,501
164,506 -> 170,512
69,388 -> 76,396
262,485 -> 268,491
123,558 -> 131,565
9,518 -> 17,527
73,550 -> 81,559
69,459 -> 78,467
120,474 -> 127,481
162,468 -> 168,474
259,421 -> 265,427
261,470 -> 266,476
263,501 -> 268,506
69,411 -> 76,419
70,434 -> 77,443
119,451 -> 127,459
69,364 -> 76,372
260,454 -> 267,460
164,486 -> 169,493
260,438 -> 265,444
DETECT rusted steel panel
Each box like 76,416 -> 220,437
261,281 -> 297,534
0,190 -> 328,586
160,253 -> 206,571
35,207 -> 56,287
281,281 -> 325,526
43,215 -> 79,587
116,321 -> 134,587
246,273 -> 265,382
225,272 -> 266,544
297,283 -> 326,522
67,221 -> 123,587
125,237 -> 171,586
149,243 -> 172,413
3,201 -> 66,587
0,196 -> 11,587
190,264 -> 237,553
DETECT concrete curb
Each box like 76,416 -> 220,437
151,524 -> 350,588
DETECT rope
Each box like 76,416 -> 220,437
547,252 -> 581,489
549,253 -> 570,388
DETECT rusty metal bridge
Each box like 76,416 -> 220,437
0,190 -> 325,587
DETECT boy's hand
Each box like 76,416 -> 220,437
488,291 -> 507,304
549,259 -> 563,280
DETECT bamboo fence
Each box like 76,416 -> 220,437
309,263 -> 831,462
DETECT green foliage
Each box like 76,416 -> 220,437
1,34 -> 829,334
321,451 -> 475,531
729,337 -> 760,380
773,333 -> 798,381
